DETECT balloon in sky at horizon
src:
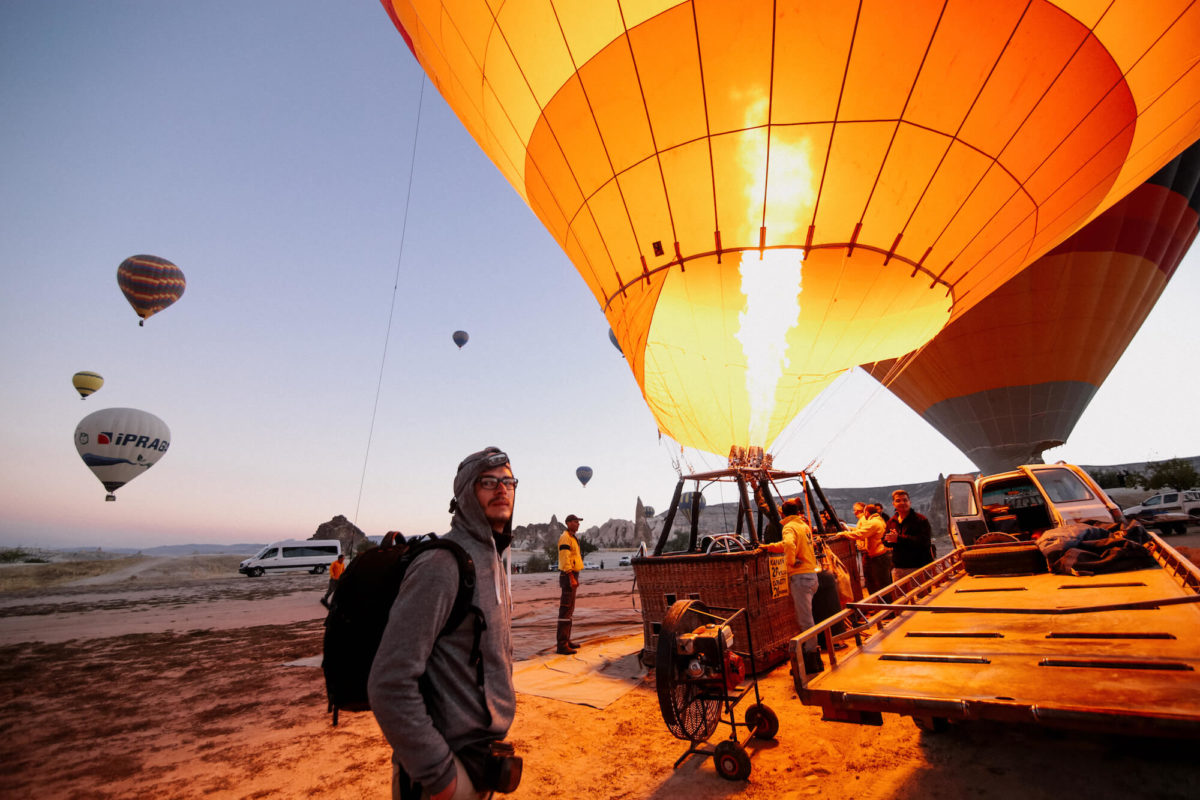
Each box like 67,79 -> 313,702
381,1 -> 1200,458
680,491 -> 706,523
644,505 -> 655,518
452,330 -> 469,349
72,371 -> 104,399
607,327 -> 623,357
117,255 -> 186,326
74,408 -> 171,502
575,466 -> 593,487
865,140 -> 1200,475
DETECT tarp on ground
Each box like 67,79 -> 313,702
512,632 -> 645,709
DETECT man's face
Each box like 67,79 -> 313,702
893,493 -> 911,516
567,519 -> 580,534
474,465 -> 515,531
853,504 -> 865,517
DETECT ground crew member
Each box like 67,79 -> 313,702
556,514 -> 584,654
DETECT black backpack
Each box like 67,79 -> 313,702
322,533 -> 484,726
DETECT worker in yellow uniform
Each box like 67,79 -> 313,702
556,514 -> 585,654
321,552 -> 347,608
762,498 -> 823,673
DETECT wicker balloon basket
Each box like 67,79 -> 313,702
633,548 -> 799,670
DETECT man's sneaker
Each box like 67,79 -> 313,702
556,645 -> 578,655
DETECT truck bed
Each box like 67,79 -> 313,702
791,537 -> 1200,736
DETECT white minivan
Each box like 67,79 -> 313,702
239,539 -> 341,577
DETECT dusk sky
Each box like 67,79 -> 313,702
3,1 -> 1198,549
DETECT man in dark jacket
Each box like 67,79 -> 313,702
883,489 -> 934,582
368,447 -> 517,800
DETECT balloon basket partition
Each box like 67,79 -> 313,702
632,549 -> 799,671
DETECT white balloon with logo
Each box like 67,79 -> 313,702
74,407 -> 171,501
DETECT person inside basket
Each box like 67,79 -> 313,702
761,498 -> 824,673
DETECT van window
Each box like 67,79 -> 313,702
282,545 -> 338,558
256,547 -> 278,560
1144,495 -> 1162,507
1035,468 -> 1093,504
948,482 -> 978,516
1162,493 -> 1178,504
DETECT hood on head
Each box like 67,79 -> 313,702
451,446 -> 514,547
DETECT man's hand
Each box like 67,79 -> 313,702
570,572 -> 580,589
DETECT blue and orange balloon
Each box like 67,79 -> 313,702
452,330 -> 469,349
117,255 -> 186,326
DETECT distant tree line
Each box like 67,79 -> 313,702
1091,458 -> 1199,491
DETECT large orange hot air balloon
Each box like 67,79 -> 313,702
865,141 -> 1200,474
381,1 -> 1200,456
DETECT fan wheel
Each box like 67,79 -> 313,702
713,740 -> 751,781
745,703 -> 779,740
656,600 -> 723,742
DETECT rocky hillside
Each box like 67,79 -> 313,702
309,515 -> 371,555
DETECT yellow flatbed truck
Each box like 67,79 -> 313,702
789,465 -> 1200,737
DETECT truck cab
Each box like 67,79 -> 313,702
945,464 -> 1124,547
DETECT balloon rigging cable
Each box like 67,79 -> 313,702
354,73 -> 427,526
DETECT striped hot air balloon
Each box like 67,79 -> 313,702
117,255 -> 186,326
866,141 -> 1200,474
380,0 -> 1200,457
72,371 -> 104,399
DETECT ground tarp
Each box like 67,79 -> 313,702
512,632 -> 645,709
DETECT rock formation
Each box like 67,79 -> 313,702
310,515 -> 370,555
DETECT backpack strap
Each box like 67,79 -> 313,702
425,539 -> 489,699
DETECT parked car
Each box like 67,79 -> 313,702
583,561 -> 601,570
618,555 -> 632,567
1123,489 -> 1200,527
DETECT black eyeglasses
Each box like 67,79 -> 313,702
476,476 -> 518,490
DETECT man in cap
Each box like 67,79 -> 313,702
556,514 -> 585,654
369,447 -> 517,800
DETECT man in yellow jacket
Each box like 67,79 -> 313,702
763,498 -> 823,673
556,514 -> 585,654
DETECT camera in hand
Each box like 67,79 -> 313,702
483,740 -> 522,793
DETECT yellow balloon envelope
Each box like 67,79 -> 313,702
72,371 -> 104,399
381,0 -> 1200,455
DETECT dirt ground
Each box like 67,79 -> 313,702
1,553 -> 1198,799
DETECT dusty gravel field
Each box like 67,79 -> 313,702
1,552 -> 1198,799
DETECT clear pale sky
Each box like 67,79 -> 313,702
2,2 -> 1197,549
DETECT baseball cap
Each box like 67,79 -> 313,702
565,514 -> 582,523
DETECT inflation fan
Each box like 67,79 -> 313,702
655,600 -> 778,781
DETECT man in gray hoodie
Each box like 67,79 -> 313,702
368,447 -> 517,800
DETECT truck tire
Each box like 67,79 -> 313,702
962,544 -> 1046,576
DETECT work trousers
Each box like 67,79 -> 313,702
863,552 -> 893,595
556,571 -> 579,649
789,572 -> 820,655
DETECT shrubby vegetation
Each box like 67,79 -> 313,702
1146,458 -> 1199,491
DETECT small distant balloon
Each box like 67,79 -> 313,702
72,371 -> 104,399
680,491 -> 706,522
452,330 -> 469,349
643,506 -> 655,518
74,407 -> 170,501
117,255 -> 186,326
576,466 -> 593,487
607,327 -> 623,357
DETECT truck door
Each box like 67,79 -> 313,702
945,474 -> 987,548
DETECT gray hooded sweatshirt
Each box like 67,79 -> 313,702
367,448 -> 516,795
